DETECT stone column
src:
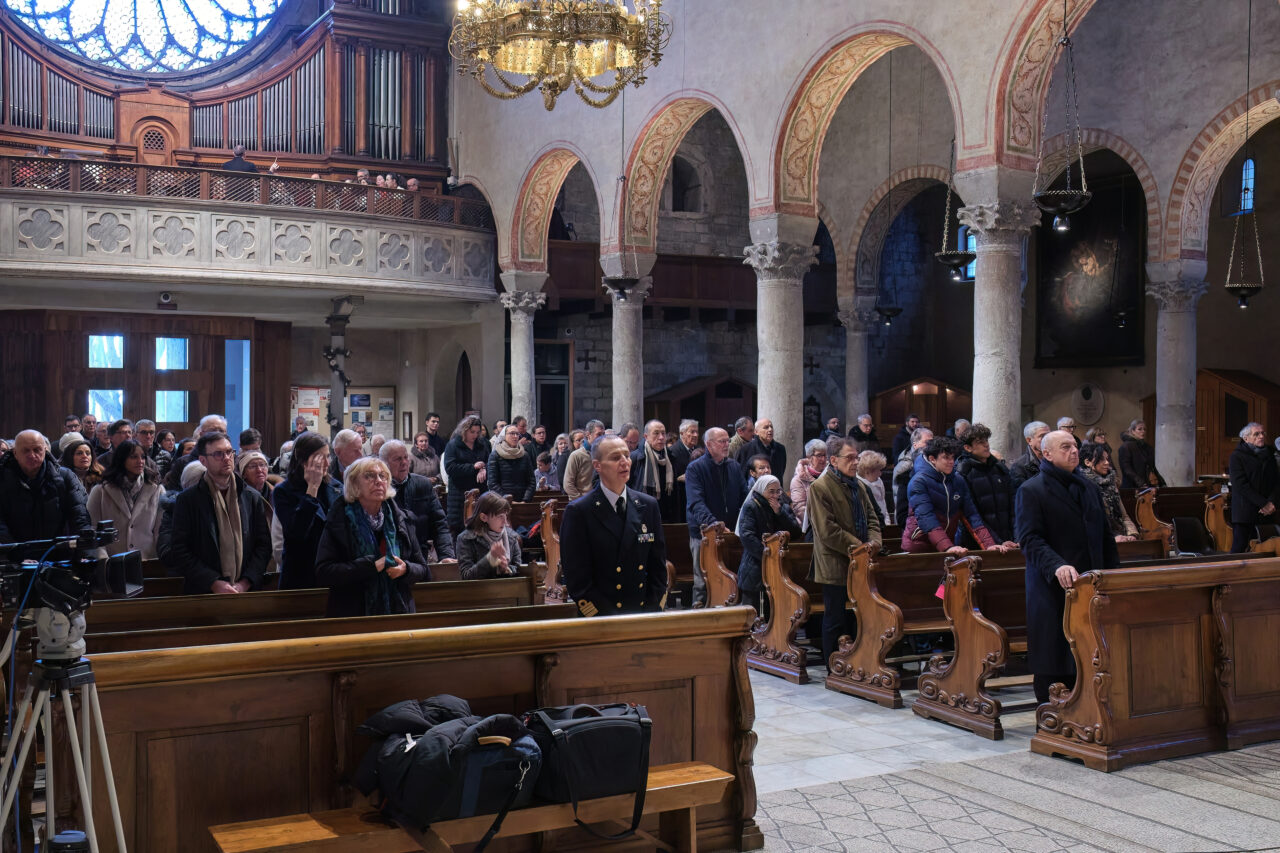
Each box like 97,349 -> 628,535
837,307 -> 879,428
499,289 -> 546,425
745,241 -> 818,456
957,201 -> 1040,460
1146,260 -> 1208,486
603,275 -> 653,428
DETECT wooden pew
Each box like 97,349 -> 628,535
666,523 -> 695,586
1029,557 -> 1280,770
913,549 -> 1266,741
464,488 -> 568,531
539,499 -> 567,603
1131,488 -> 1173,553
89,604 -> 576,652
84,608 -> 763,852
824,540 -> 1166,709
84,576 -> 540,633
746,533 -> 819,684
699,522 -> 742,608
1206,491 -> 1231,551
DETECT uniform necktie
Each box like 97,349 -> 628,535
615,496 -> 626,519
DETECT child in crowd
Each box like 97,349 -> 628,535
455,492 -> 523,579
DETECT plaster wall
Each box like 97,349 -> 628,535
556,163 -> 602,243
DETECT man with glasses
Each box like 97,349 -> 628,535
164,431 -> 271,595
97,419 -> 134,465
1057,416 -> 1080,448
64,414 -> 81,435
685,427 -> 746,607
808,435 -> 882,670
134,419 -> 172,477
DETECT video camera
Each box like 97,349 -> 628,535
0,521 -> 142,663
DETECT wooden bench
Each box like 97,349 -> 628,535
666,523 -> 695,586
1206,491 -> 1231,551
699,522 -> 742,608
539,501 -> 677,608
84,575 -> 541,633
1030,556 -> 1280,770
209,761 -> 733,852
746,533 -> 820,684
824,539 -> 1166,709
464,488 -> 567,531
82,608 -> 762,852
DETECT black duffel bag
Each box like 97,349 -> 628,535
355,695 -> 541,852
523,703 -> 652,838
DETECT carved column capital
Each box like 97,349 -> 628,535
602,275 -> 653,305
1146,278 -> 1208,313
499,290 -> 546,315
837,308 -> 880,333
743,241 -> 817,281
957,201 -> 1041,238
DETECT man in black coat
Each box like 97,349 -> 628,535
164,432 -> 271,594
629,420 -> 682,523
559,436 -> 667,616
956,423 -> 1017,545
1015,430 -> 1119,703
1228,422 -> 1279,552
890,414 -> 920,464
0,430 -> 91,543
1010,421 -> 1051,490
685,427 -> 746,607
221,144 -> 258,172
668,419 -> 699,479
381,439 -> 455,563
741,418 -> 787,487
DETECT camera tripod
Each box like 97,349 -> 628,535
0,627 -> 127,852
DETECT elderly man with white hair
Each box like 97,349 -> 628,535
1010,420 -> 1051,490
0,429 -> 91,543
380,439 -> 454,563
329,429 -> 365,481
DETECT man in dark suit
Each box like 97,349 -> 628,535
559,436 -> 667,617
668,419 -> 699,478
685,427 -> 746,607
222,144 -> 258,172
1228,422 -> 1279,552
741,417 -> 787,485
1015,429 -> 1119,703
629,420 -> 681,523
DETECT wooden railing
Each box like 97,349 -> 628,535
0,156 -> 495,231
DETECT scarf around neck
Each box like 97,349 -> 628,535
828,467 -> 869,543
494,440 -> 526,461
344,500 -> 402,615
642,441 -> 673,496
204,472 -> 243,583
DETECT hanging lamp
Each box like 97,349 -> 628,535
874,51 -> 902,327
1225,0 -> 1265,309
1031,0 -> 1091,231
935,139 -> 976,280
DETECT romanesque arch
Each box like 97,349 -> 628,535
996,0 -> 1098,166
772,28 -> 959,216
1164,82 -> 1280,261
1041,128 -> 1162,260
845,165 -> 952,302
503,146 -> 597,271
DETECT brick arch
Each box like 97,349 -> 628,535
1165,82 -> 1280,261
616,96 -> 722,254
1040,128 -> 1162,260
844,166 -> 950,303
996,0 -> 1099,166
773,27 -> 960,216
504,146 -> 596,272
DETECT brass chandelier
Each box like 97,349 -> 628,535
449,0 -> 673,111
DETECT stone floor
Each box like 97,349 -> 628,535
750,666 -> 1280,852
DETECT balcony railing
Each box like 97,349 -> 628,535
0,157 -> 495,232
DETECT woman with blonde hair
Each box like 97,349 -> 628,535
315,456 -> 429,617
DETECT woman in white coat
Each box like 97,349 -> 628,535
88,439 -> 166,558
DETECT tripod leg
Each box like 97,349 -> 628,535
0,683 -> 35,793
87,686 -> 126,853
80,685 -> 91,815
42,691 -> 54,838
0,689 -> 46,836
59,691 -> 98,853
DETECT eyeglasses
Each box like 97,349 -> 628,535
202,449 -> 235,460
835,453 -> 858,462
137,429 -> 155,435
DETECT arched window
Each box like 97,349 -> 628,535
670,156 -> 702,213
1241,157 -> 1256,213
958,225 -> 977,280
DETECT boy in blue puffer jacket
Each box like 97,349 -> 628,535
902,437 -> 1013,555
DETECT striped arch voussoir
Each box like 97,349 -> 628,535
620,98 -> 714,251
510,149 -> 581,270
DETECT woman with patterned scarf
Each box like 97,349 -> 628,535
1080,444 -> 1139,541
316,456 -> 429,617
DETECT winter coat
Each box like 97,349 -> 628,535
272,474 -> 342,589
735,492 -> 802,593
858,475 -> 888,528
409,446 -> 440,481
807,467 -> 881,586
789,460 -> 819,525
893,448 -> 923,526
668,440 -> 698,478
1118,434 -> 1165,489
164,474 -> 272,594
956,452 -> 1017,544
741,438 -> 788,485
487,447 -> 536,502
1009,448 -> 1041,491
392,473 -> 454,561
86,478 -> 165,559
0,454 -> 91,544
628,446 -> 684,523
685,453 -> 747,539
902,453 -> 996,553
455,527 -> 523,579
1015,459 -> 1119,675
561,448 -> 595,500
1228,440 -> 1280,524
442,436 -> 489,530
890,427 -> 914,467
314,499 -> 429,617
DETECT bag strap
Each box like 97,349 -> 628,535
562,711 -> 653,840
472,758 -> 532,853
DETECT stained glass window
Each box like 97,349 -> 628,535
1241,157 -> 1256,214
3,0 -> 281,74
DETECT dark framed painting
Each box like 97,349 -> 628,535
1035,174 -> 1146,368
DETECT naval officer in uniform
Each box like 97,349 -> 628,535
558,435 -> 668,616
